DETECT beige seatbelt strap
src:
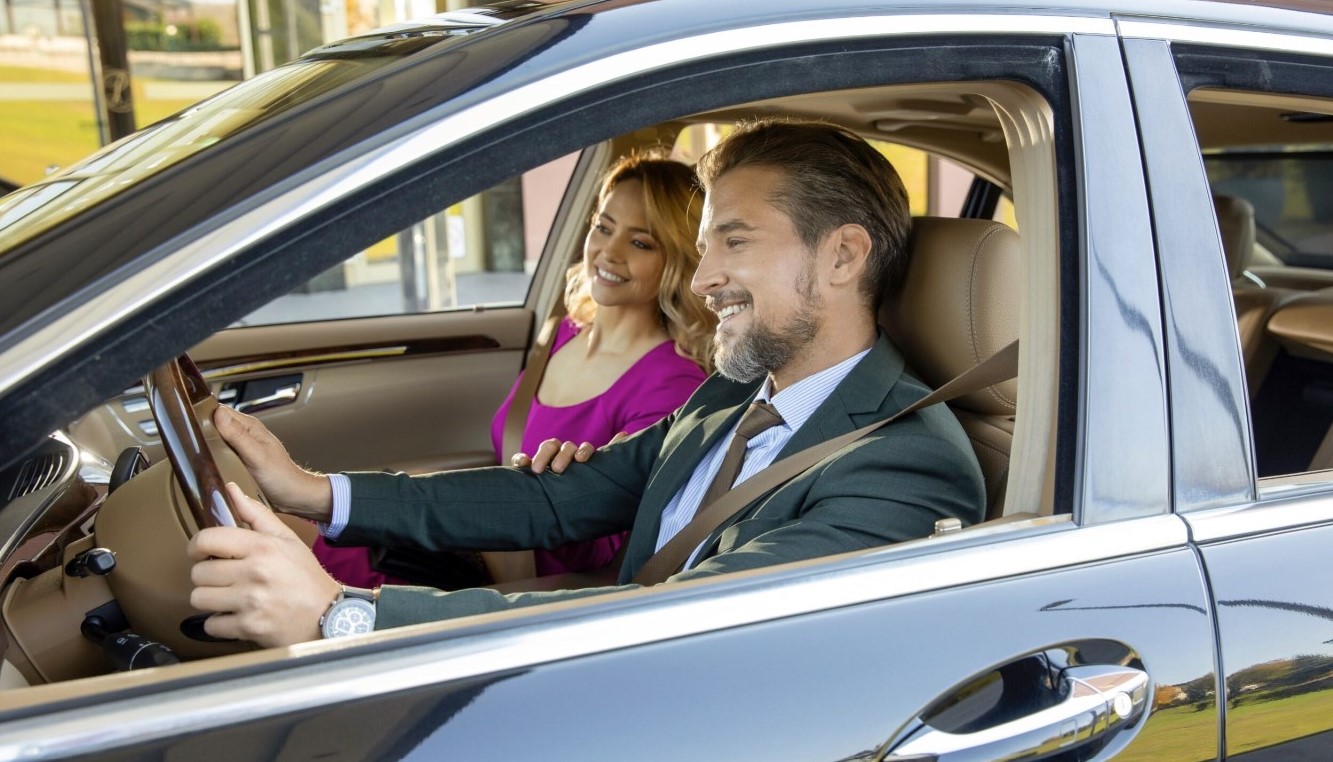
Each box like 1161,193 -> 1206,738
632,340 -> 1019,586
501,299 -> 568,462
488,298 -> 568,584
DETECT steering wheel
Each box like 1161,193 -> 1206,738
143,355 -> 242,532
92,354 -> 258,660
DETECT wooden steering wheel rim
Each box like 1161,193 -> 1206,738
144,355 -> 240,531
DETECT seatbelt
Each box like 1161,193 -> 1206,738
632,340 -> 1019,586
488,297 -> 568,584
501,298 -> 568,462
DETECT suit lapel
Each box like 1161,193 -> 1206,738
687,334 -> 908,566
618,378 -> 759,581
778,333 -> 906,458
622,334 -> 908,581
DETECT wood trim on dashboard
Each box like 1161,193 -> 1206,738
193,335 -> 502,379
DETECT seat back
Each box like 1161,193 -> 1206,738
880,217 -> 1021,519
1215,193 -> 1256,282
1215,193 -> 1292,395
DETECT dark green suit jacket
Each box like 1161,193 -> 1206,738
336,333 -> 984,629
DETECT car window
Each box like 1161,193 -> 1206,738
1178,62 -> 1333,488
1205,149 -> 1333,269
235,153 -> 578,326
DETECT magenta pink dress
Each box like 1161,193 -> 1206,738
313,318 -> 705,585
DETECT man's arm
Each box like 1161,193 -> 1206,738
332,419 -> 668,552
367,424 -> 983,629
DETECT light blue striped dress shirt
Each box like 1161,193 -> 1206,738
654,347 -> 871,567
324,347 -> 873,562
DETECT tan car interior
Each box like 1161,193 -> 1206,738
0,79 -> 1060,694
884,217 -> 1021,519
1216,193 -> 1296,396
1191,89 -> 1333,478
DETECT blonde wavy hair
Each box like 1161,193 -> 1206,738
565,152 -> 716,373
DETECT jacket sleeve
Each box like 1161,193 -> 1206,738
332,415 -> 671,553
369,413 -> 983,630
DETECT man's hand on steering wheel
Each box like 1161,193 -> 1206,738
189,483 -> 341,647
213,406 -> 334,523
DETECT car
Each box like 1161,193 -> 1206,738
0,0 -> 1331,758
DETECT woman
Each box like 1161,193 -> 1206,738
315,152 -> 714,586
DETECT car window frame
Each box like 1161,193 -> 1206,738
1124,23 -> 1333,532
0,23 -> 1087,513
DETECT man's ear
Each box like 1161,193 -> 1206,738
826,223 -> 872,288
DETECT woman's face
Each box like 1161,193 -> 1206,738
584,178 -> 667,312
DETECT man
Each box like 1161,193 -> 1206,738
189,119 -> 985,647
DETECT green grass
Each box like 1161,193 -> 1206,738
0,101 -> 102,183
1,62 -> 200,184
1108,689 -> 1333,760
1227,689 -> 1333,754
1111,703 -> 1218,761
0,64 -> 89,83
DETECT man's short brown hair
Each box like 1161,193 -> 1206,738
696,119 -> 912,310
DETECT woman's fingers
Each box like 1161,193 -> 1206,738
516,438 -> 602,473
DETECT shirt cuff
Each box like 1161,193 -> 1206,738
321,473 -> 351,540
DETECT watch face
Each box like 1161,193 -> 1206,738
322,598 -> 376,639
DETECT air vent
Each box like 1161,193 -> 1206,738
8,451 -> 67,501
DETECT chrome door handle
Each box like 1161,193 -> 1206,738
885,665 -> 1149,762
233,384 -> 300,414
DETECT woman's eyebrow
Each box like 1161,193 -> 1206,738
599,211 -> 652,236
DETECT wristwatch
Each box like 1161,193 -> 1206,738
319,586 -> 378,639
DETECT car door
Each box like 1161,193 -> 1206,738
1122,15 -> 1333,759
0,5 -> 1229,760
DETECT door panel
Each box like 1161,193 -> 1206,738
193,308 -> 534,473
1195,519 -> 1333,758
67,308 -> 534,475
71,542 -> 1219,761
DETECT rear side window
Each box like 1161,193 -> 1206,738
1205,150 -> 1333,269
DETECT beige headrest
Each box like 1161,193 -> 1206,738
1214,193 -> 1255,280
881,217 -> 1019,416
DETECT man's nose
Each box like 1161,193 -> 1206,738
691,248 -> 723,296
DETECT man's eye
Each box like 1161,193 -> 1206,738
727,238 -> 746,248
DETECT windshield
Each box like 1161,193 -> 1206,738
0,30 -> 474,252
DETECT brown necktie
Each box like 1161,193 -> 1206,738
698,401 -> 785,509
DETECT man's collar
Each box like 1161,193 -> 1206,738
757,347 -> 872,434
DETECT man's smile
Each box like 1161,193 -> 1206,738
716,303 -> 749,322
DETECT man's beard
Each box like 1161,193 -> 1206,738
712,275 -> 822,383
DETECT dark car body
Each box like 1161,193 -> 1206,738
0,0 -> 1331,759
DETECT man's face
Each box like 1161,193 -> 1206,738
692,165 -> 824,383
